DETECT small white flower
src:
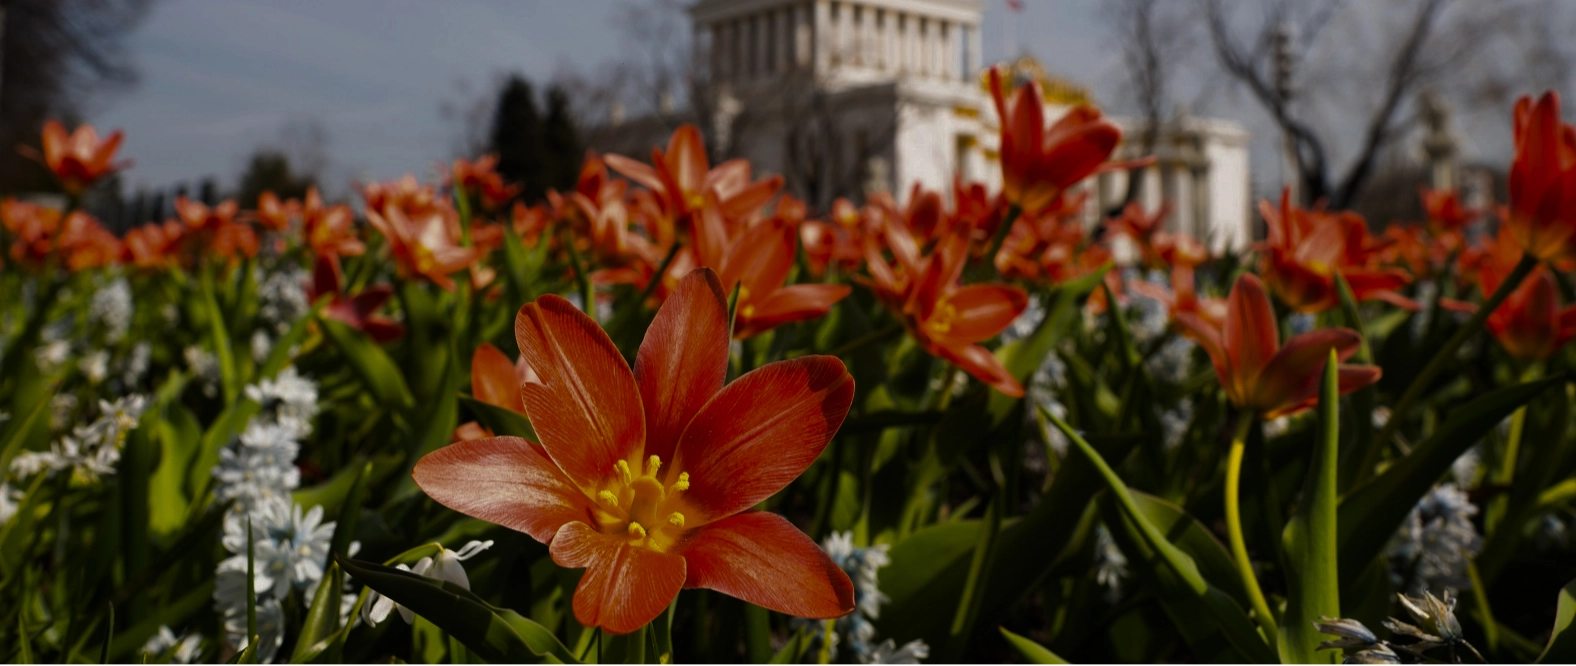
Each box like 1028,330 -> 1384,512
81,350 -> 110,385
862,638 -> 930,664
142,625 -> 202,663
362,540 -> 493,627
34,339 -> 70,374
251,330 -> 274,364
0,483 -> 21,524
89,277 -> 134,343
1093,525 -> 1129,601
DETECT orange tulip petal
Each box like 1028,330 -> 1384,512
1262,365 -> 1383,419
679,511 -> 855,619
515,295 -> 645,488
1254,328 -> 1362,415
634,268 -> 730,462
672,356 -> 854,523
1223,274 -> 1280,397
471,343 -> 524,413
604,153 -> 667,196
940,284 -> 1029,345
668,125 -> 709,199
550,521 -> 686,635
738,284 -> 852,338
413,436 -> 588,543
934,342 -> 1024,398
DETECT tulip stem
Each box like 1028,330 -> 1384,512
1487,363 -> 1539,535
1224,415 -> 1278,645
1366,252 -> 1538,479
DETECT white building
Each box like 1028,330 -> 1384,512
673,0 -> 1253,252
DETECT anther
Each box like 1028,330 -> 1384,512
627,522 -> 647,540
646,455 -> 662,477
615,460 -> 633,484
667,512 -> 686,528
672,472 -> 690,492
597,490 -> 619,506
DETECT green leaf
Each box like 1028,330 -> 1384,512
318,317 -> 415,409
1538,578 -> 1576,663
336,554 -> 580,664
199,269 -> 240,405
150,404 -> 201,538
1279,350 -> 1342,664
999,626 -> 1068,664
768,626 -> 811,664
1046,406 -> 1278,663
101,603 -> 114,664
1338,376 -> 1563,580
1333,274 -> 1376,491
225,640 -> 259,664
459,396 -> 537,440
291,563 -> 344,663
330,461 -> 372,557
0,384 -> 49,477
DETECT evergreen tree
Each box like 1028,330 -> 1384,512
489,75 -> 544,200
540,85 -> 582,194
236,150 -> 314,208
487,75 -> 581,203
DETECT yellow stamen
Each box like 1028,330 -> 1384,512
646,455 -> 662,477
627,522 -> 647,540
672,472 -> 690,492
597,490 -> 619,506
615,459 -> 633,484
667,512 -> 686,528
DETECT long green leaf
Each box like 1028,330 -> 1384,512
1279,350 -> 1342,664
336,554 -> 579,664
999,626 -> 1068,664
1046,406 -> 1277,663
318,317 -> 415,409
107,581 -> 215,660
199,269 -> 240,405
1538,578 -> 1576,663
291,563 -> 344,663
1337,376 -> 1563,580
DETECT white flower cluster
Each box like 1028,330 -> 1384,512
214,368 -> 318,515
10,395 -> 147,485
89,276 -> 134,343
256,265 -> 311,336
213,497 -> 336,664
210,367 -> 328,663
798,532 -> 929,664
1385,483 -> 1481,595
141,625 -> 202,663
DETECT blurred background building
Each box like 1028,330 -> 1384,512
606,0 -> 1255,252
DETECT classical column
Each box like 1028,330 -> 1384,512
968,22 -> 981,78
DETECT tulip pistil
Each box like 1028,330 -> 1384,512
593,455 -> 692,551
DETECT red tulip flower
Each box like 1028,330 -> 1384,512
31,120 -> 128,194
365,200 -> 483,291
1258,191 -> 1416,313
1447,226 -> 1576,362
306,255 -> 404,343
866,227 -> 1028,397
1175,273 -> 1380,419
988,65 -> 1123,214
301,188 -> 365,259
414,268 -> 856,634
452,154 -> 521,210
1508,92 -> 1576,261
671,195 -> 850,339
606,124 -> 781,222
